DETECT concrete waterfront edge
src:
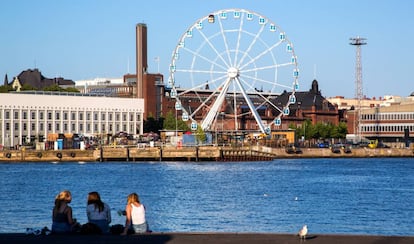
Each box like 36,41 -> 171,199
0,146 -> 413,162
1,232 -> 413,244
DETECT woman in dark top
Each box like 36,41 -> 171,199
52,190 -> 77,233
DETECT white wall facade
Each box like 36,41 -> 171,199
0,92 -> 144,147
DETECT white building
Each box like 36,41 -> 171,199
0,92 -> 144,148
75,77 -> 124,87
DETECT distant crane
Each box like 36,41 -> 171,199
350,36 -> 367,142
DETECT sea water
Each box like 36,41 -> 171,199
0,158 -> 413,235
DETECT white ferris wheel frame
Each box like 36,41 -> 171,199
168,8 -> 299,134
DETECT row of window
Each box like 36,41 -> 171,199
2,121 -> 135,134
362,113 -> 414,121
0,110 -> 140,122
361,124 -> 414,133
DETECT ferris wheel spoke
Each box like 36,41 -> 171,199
233,12 -> 245,67
242,61 -> 293,73
189,90 -> 220,118
217,15 -> 233,66
239,40 -> 283,70
176,74 -> 227,97
196,28 -> 231,68
175,68 -> 226,74
239,73 -> 280,89
181,47 -> 229,71
238,77 -> 283,112
236,23 -> 266,68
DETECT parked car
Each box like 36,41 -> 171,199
316,142 -> 330,148
285,144 -> 302,154
330,145 -> 341,153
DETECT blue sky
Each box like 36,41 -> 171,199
1,0 -> 413,98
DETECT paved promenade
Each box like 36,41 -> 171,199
1,233 -> 413,244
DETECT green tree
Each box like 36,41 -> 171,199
0,85 -> 12,93
334,122 -> 348,139
163,111 -> 176,130
21,83 -> 37,91
195,125 -> 206,144
144,115 -> 163,133
163,111 -> 190,131
302,119 -> 314,140
65,87 -> 80,92
44,84 -> 65,91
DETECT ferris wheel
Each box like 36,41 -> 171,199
168,8 -> 299,134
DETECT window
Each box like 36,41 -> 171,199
109,113 -> 113,121
79,113 -> 83,120
15,123 -> 19,130
5,111 -> 10,119
71,124 -> 75,131
56,112 -> 60,120
23,123 -> 27,131
94,124 -> 98,131
31,112 -> 36,120
94,113 -> 98,120
40,123 -> 44,131
64,112 -> 68,120
48,123 -> 52,131
40,112 -> 44,120
14,111 -> 19,119
102,113 -> 106,120
79,124 -> 83,131
31,123 -> 35,130
6,122 -> 10,130
87,113 -> 91,120
71,113 -> 76,120
48,112 -> 52,120
56,123 -> 60,131
23,111 -> 27,120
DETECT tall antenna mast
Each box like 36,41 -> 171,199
350,36 -> 367,142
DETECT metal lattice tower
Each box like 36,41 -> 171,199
350,36 -> 367,142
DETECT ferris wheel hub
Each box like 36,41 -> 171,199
227,67 -> 239,78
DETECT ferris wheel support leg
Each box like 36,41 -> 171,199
235,77 -> 267,134
201,78 -> 232,131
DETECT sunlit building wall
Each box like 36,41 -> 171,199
0,93 -> 144,147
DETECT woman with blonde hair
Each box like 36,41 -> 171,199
86,191 -> 111,233
121,193 -> 148,235
52,190 -> 78,233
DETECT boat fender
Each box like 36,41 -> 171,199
37,152 -> 42,158
5,152 -> 11,158
56,152 -> 62,159
70,152 -> 76,158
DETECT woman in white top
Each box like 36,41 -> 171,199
86,191 -> 111,233
121,192 -> 148,234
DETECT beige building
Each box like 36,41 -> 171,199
345,100 -> 414,143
